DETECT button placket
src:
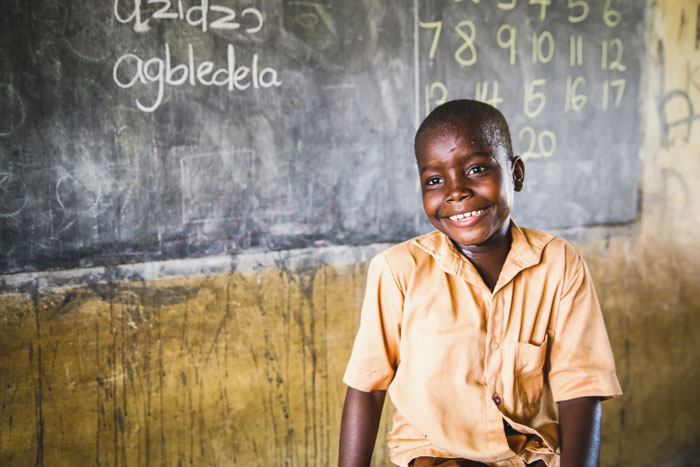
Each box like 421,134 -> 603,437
485,293 -> 505,410
485,295 -> 503,367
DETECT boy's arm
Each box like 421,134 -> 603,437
557,396 -> 602,467
338,386 -> 386,467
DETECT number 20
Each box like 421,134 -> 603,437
518,127 -> 556,160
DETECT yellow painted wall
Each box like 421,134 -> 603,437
2,1 -> 700,465
0,261 -> 393,466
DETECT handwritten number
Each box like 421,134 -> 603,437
420,21 -> 443,60
455,20 -> 477,66
567,0 -> 589,23
425,82 -> 449,116
603,0 -> 621,27
601,39 -> 626,71
497,25 -> 517,65
497,0 -> 517,10
529,0 -> 551,20
518,127 -> 556,160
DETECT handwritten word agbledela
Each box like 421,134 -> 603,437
113,43 -> 281,112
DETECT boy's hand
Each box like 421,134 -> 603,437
338,387 -> 386,467
557,397 -> 602,467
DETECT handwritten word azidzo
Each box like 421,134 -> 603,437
113,43 -> 281,112
114,0 -> 263,33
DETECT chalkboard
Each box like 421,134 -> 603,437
418,0 -> 644,229
0,0 -> 644,274
0,1 -> 419,273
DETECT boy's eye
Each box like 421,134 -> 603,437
467,165 -> 487,175
425,177 -> 441,186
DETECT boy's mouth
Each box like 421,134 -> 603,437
447,209 -> 485,221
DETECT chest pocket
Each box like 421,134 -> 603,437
515,336 -> 549,410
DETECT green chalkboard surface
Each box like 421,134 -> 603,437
0,1 -> 644,274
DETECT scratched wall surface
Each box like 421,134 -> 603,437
593,0 -> 700,463
2,0 -> 700,466
0,258 -> 392,467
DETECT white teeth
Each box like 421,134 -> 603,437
449,209 -> 483,221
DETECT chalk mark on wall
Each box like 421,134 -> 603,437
289,1 -> 336,33
0,172 -> 28,217
31,0 -> 69,23
659,167 -> 690,221
179,148 -> 256,225
656,40 -> 700,147
64,16 -> 112,63
56,172 -> 102,215
0,84 -> 25,137
696,3 -> 700,50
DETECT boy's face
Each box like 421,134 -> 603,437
415,118 -> 524,250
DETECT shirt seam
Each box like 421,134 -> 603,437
376,253 -> 407,299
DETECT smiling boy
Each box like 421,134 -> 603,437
339,100 -> 621,467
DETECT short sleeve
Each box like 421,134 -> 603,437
548,250 -> 623,402
343,253 -> 404,392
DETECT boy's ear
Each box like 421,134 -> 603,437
511,156 -> 525,192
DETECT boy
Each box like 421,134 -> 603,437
339,100 -> 622,467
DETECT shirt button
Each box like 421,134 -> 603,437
492,394 -> 502,406
490,342 -> 499,351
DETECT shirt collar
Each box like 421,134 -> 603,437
413,220 -> 555,292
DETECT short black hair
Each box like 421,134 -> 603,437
415,99 -> 514,160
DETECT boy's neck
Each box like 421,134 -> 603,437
454,220 -> 513,291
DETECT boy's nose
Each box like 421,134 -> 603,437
446,181 -> 473,203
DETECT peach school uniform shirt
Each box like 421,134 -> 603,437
343,222 -> 622,467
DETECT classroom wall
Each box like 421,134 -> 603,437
1,1 -> 699,466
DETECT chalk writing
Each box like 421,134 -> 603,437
455,20 -> 478,66
531,30 -> 554,64
601,39 -> 625,71
659,168 -> 690,221
0,84 -> 25,137
418,0 -> 637,160
567,0 -> 588,23
570,35 -> 583,66
424,82 -> 448,116
656,40 -> 700,146
602,79 -> 625,110
113,0 -> 263,33
529,0 -> 550,21
0,172 -> 28,217
31,0 -> 69,23
565,76 -> 586,112
112,2 -> 280,112
497,25 -> 517,65
658,88 -> 700,145
518,127 -> 556,160
113,44 -> 281,112
696,4 -> 700,50
56,172 -> 101,214
419,21 -> 442,60
179,148 -> 255,224
603,0 -> 620,28
475,81 -> 503,108
524,79 -> 546,118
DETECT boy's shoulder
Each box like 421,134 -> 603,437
378,230 -> 444,263
375,224 -> 583,277
368,231 -> 444,280
516,225 -> 589,284
513,224 -> 586,269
